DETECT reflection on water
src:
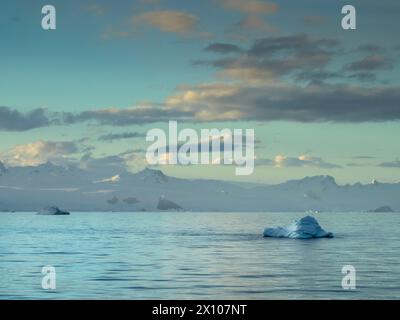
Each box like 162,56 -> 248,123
0,212 -> 399,299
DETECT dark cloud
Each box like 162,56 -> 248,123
352,156 -> 376,159
249,84 -> 400,122
356,44 -> 382,53
248,34 -> 339,56
0,107 -> 51,131
205,43 -> 243,54
346,163 -> 365,167
63,107 -> 191,126
165,82 -> 400,123
295,70 -> 342,83
153,133 -> 256,155
198,34 -> 341,83
378,160 -> 400,168
4,81 -> 400,129
201,35 -> 399,86
347,72 -> 377,82
347,55 -> 393,72
98,132 -> 146,142
59,80 -> 400,124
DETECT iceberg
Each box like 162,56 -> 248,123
37,206 -> 70,215
263,216 -> 333,239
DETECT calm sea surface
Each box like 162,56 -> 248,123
0,212 -> 399,299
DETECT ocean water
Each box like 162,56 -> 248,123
0,212 -> 399,300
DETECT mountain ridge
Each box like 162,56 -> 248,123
0,162 -> 399,212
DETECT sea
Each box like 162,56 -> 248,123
0,212 -> 399,299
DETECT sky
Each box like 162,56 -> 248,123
0,0 -> 400,184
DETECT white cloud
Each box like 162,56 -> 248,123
219,0 -> 278,14
1,141 -> 83,167
258,154 -> 341,169
133,10 -> 199,35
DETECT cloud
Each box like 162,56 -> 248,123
202,36 -> 395,84
347,55 -> 393,72
53,79 -> 400,124
205,43 -> 243,54
103,9 -> 210,40
347,72 -> 377,82
133,10 -> 199,35
164,82 -> 400,123
83,4 -> 106,16
352,156 -> 376,159
63,105 -> 192,126
248,34 -> 339,56
219,0 -> 278,14
1,141 -> 83,166
79,150 -> 147,173
153,131 -> 256,154
219,0 -> 278,40
344,54 -> 394,82
98,132 -> 146,142
3,33 -> 399,130
199,34 -> 340,83
200,35 -> 398,85
378,160 -> 400,168
6,82 -> 400,130
356,44 -> 382,53
233,15 -> 276,32
346,162 -> 370,167
0,107 -> 52,131
257,154 -> 341,169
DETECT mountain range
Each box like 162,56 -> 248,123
0,161 -> 398,212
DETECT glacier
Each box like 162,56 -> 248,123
263,216 -> 333,239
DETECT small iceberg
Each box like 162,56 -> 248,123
263,216 -> 333,239
37,206 -> 70,215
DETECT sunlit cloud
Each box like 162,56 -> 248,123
133,10 -> 199,35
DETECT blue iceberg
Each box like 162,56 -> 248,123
263,216 -> 333,239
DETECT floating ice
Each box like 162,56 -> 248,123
263,216 -> 333,239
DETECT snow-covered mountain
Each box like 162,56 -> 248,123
0,161 -> 399,212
